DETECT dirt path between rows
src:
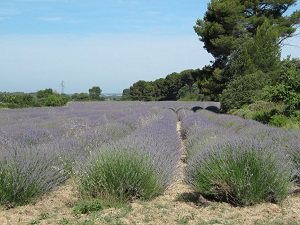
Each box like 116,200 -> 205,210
0,121 -> 299,224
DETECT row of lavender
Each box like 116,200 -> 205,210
180,109 -> 299,206
2,101 -> 216,206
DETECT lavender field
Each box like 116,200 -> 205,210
0,101 -> 299,223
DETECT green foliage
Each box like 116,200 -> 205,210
72,92 -> 90,101
0,89 -> 69,108
44,94 -> 64,106
73,199 -> 104,215
197,66 -> 227,101
267,57 -> 300,112
78,148 -> 163,204
36,88 -> 53,99
195,0 -> 299,64
186,142 -> 292,206
88,86 -> 102,100
126,69 -> 204,101
72,86 -> 104,102
121,88 -> 130,100
36,88 -> 69,107
230,101 -> 300,129
0,93 -> 40,108
194,0 -> 247,61
251,110 -> 272,124
128,80 -> 155,101
177,83 -> 200,101
221,71 -> 269,112
230,20 -> 281,76
269,114 -> 289,127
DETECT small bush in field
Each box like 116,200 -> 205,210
78,147 -> 163,204
185,140 -> 293,206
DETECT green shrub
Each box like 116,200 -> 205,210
270,114 -> 289,127
220,71 -> 269,112
78,148 -> 163,204
185,141 -> 292,206
229,107 -> 255,120
252,110 -> 272,124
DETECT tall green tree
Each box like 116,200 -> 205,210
220,20 -> 281,112
195,0 -> 300,67
230,19 -> 281,76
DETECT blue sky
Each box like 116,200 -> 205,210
0,0 -> 299,94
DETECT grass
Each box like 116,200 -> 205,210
73,199 -> 105,215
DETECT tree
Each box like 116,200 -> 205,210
220,20 -> 283,112
89,86 -> 102,100
128,80 -> 154,101
177,83 -> 200,101
195,0 -> 300,67
152,78 -> 168,100
122,88 -> 130,100
36,88 -> 54,99
221,71 -> 269,112
44,94 -> 64,107
164,72 -> 183,100
230,19 -> 281,76
267,57 -> 300,112
72,92 -> 89,101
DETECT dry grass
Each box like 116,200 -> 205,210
0,122 -> 299,225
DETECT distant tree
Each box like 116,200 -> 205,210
36,88 -> 54,99
89,86 -> 102,100
129,80 -> 154,101
44,94 -> 64,107
152,78 -> 168,100
177,83 -> 200,101
72,92 -> 90,101
164,72 -> 183,100
122,88 -> 130,100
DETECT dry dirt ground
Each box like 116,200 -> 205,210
0,123 -> 299,225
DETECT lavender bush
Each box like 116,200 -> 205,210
197,109 -> 300,185
182,110 -> 298,205
78,147 -> 163,203
185,138 -> 293,206
78,109 -> 181,203
0,102 -> 168,206
0,145 -> 68,207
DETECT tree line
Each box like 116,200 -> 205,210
122,68 -> 223,101
0,86 -> 104,108
123,0 -> 300,128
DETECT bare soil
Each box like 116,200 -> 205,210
0,122 -> 299,225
